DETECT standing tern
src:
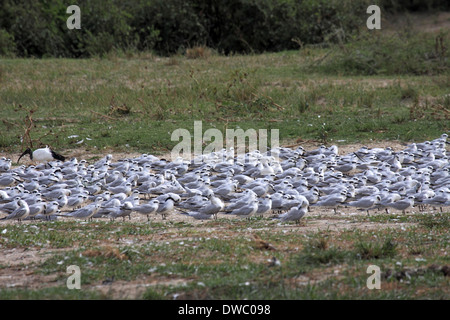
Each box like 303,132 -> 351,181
312,190 -> 348,214
182,194 -> 225,220
157,196 -> 178,220
105,201 -> 134,221
224,199 -> 259,220
256,195 -> 272,216
132,200 -> 160,221
346,195 -> 381,215
62,198 -> 105,221
386,196 -> 415,214
0,200 -> 30,222
27,201 -> 47,219
274,199 -> 308,224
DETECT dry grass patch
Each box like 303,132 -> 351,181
185,46 -> 214,59
83,246 -> 128,261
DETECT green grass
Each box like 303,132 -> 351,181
0,213 -> 448,299
0,286 -> 105,300
0,27 -> 449,156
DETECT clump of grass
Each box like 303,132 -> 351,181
82,246 -> 128,261
109,104 -> 131,116
223,69 -> 254,105
400,85 -> 419,101
309,236 -> 329,251
355,237 -> 398,260
185,46 -> 214,59
298,246 -> 348,267
142,288 -> 166,300
295,236 -> 351,268
438,94 -> 450,110
152,105 -> 168,120
407,245 -> 426,256
357,91 -> 375,109
0,287 -> 104,300
164,57 -> 180,66
415,212 -> 450,230
409,96 -> 450,121
296,95 -> 310,114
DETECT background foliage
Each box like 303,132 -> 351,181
1,0 -> 448,58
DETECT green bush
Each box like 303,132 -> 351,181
65,0 -> 134,57
0,29 -> 16,57
128,0 -> 207,55
378,0 -> 450,12
0,0 -> 68,57
0,0 -> 448,58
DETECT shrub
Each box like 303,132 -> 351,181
0,0 -> 68,57
0,0 -> 448,58
0,29 -> 16,57
378,0 -> 450,12
66,0 -> 134,57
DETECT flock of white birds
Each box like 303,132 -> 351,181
0,133 -> 449,224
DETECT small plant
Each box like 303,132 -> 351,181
355,237 -> 397,260
295,236 -> 350,268
109,96 -> 132,116
317,122 -> 334,145
224,69 -> 253,104
416,212 -> 450,230
296,95 -> 310,114
165,56 -> 180,66
149,104 -> 167,121
1,104 -> 52,150
357,92 -> 375,109
298,246 -> 349,267
309,236 -> 329,251
400,85 -> 419,101
185,46 -> 213,59
408,245 -> 425,256
142,288 -> 166,300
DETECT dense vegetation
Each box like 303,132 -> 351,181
0,0 -> 448,58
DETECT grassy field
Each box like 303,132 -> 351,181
0,212 -> 448,299
0,15 -> 449,157
0,12 -> 449,300
1,55 -> 448,159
